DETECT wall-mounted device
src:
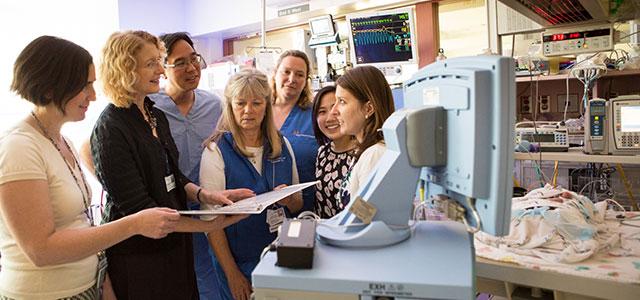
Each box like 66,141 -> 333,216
346,7 -> 418,84
515,121 -> 569,152
584,98 -> 608,154
308,14 -> 340,48
608,95 -> 640,155
542,23 -> 613,56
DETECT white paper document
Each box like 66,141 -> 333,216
178,181 -> 318,215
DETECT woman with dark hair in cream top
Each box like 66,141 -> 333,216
0,36 -> 180,300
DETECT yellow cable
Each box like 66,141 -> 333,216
616,163 -> 638,211
419,180 -> 425,202
552,161 -> 559,187
513,175 -> 521,188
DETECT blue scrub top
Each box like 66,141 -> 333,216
279,105 -> 318,212
150,89 -> 222,184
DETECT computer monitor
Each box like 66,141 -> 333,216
346,7 -> 418,67
309,15 -> 336,37
405,56 -> 516,236
317,56 -> 515,247
308,15 -> 340,49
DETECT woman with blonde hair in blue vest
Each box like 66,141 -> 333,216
200,68 -> 303,300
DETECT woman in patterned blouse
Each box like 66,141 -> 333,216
312,86 -> 356,218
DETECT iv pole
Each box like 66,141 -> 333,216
246,0 -> 281,55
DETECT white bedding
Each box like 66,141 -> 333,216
474,184 -> 640,284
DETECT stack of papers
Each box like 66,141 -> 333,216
178,181 -> 318,215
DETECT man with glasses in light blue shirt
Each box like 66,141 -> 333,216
149,32 -> 222,300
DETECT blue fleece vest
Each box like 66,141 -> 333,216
218,132 -> 293,262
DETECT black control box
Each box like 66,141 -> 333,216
276,218 -> 316,269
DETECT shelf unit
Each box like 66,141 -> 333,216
514,148 -> 640,164
513,69 -> 640,207
515,69 -> 640,121
513,147 -> 640,211
515,69 -> 640,82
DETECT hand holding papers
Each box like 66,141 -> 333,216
179,181 -> 318,215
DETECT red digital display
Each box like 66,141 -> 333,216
543,31 -> 588,43
569,33 -> 582,39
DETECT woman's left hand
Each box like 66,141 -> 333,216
274,184 -> 303,213
199,188 -> 255,206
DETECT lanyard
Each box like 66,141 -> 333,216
31,112 -> 93,225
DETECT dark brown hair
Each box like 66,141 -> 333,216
311,85 -> 337,145
11,36 -> 92,112
271,49 -> 313,109
336,66 -> 395,158
159,32 -> 194,58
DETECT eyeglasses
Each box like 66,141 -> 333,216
143,58 -> 164,70
165,54 -> 207,70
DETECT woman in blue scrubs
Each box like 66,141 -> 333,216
200,68 -> 303,300
270,50 -> 317,211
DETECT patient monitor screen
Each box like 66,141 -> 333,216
349,11 -> 414,64
620,106 -> 640,132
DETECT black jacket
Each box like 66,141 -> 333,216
91,97 -> 191,254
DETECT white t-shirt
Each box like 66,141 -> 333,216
199,137 -> 299,219
348,142 -> 386,196
0,121 -> 96,299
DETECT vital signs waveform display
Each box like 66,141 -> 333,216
349,12 -> 414,64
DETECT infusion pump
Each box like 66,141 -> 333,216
584,95 -> 640,155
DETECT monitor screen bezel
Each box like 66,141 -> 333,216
346,7 -> 419,67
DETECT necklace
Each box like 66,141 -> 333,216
30,112 -> 93,224
143,102 -> 157,131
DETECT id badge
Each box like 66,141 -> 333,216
95,251 -> 108,293
165,174 -> 176,192
266,207 -> 285,233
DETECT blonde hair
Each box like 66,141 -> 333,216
100,30 -> 165,108
270,50 -> 312,109
207,68 -> 282,159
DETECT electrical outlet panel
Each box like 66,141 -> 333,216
539,95 -> 551,113
557,94 -> 579,113
520,96 -> 532,114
